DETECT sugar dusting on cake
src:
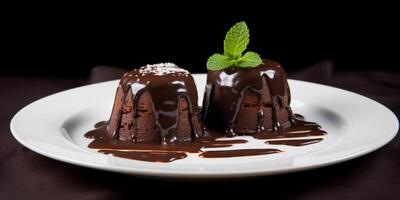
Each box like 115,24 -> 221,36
122,63 -> 190,79
137,63 -> 190,76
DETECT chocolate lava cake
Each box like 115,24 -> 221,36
84,21 -> 326,163
202,59 -> 292,135
106,63 -> 203,144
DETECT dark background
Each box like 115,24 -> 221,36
1,4 -> 400,200
0,5 -> 399,77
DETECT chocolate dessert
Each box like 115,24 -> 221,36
202,59 -> 293,135
84,21 -> 327,163
106,63 -> 203,144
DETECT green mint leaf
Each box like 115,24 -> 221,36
223,21 -> 249,59
207,21 -> 263,71
207,53 -> 233,70
236,51 -> 262,68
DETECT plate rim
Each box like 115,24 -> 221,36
10,76 -> 399,178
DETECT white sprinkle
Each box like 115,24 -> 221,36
138,62 -> 190,76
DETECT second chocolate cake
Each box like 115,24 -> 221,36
107,63 -> 203,144
202,59 -> 293,135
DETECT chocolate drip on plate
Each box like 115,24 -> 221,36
85,115 -> 326,163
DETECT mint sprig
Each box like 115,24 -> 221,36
224,21 -> 249,59
207,21 -> 262,70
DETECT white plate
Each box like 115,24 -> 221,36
10,74 -> 398,178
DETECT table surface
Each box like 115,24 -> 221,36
1,63 -> 399,200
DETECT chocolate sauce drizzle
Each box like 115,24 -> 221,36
199,149 -> 282,158
85,114 -> 325,162
267,138 -> 323,146
85,123 -> 256,162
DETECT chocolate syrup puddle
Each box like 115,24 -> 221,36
267,138 -> 323,146
99,150 -> 187,163
94,121 -> 107,128
85,114 -> 326,163
199,149 -> 281,158
85,123 -> 253,162
252,118 -> 326,140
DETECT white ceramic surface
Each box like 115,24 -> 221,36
10,74 -> 398,178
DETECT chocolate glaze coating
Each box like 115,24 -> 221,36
106,63 -> 203,144
202,59 -> 292,135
